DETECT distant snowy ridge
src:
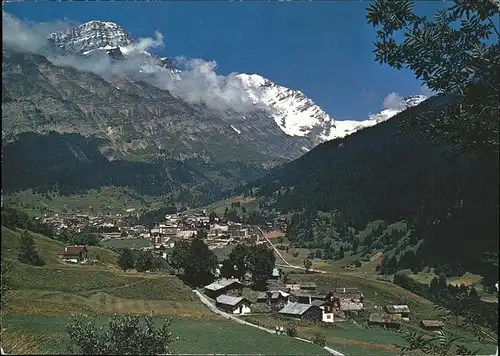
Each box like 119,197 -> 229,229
47,20 -> 427,149
236,73 -> 427,145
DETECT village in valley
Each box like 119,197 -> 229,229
40,207 -> 448,340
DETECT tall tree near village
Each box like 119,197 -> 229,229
134,250 -> 153,272
366,0 -> 499,353
220,258 -> 236,279
118,248 -> 135,272
367,0 -> 499,155
18,230 -> 45,266
184,238 -> 218,286
247,244 -> 276,290
228,244 -> 250,281
169,240 -> 191,275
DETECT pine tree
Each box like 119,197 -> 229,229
18,230 -> 45,266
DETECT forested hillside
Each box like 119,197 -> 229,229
244,95 -> 498,285
1,132 -> 236,207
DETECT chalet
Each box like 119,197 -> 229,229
385,305 -> 411,321
368,313 -> 401,329
215,295 -> 252,315
311,298 -> 339,323
257,290 -> 291,311
60,246 -> 89,264
420,320 -> 444,331
204,278 -> 244,299
334,287 -> 364,312
279,302 -> 323,323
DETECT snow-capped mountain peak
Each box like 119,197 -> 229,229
47,21 -> 178,73
236,73 -> 428,147
236,73 -> 337,145
48,20 -> 135,54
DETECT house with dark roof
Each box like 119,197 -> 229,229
60,246 -> 89,264
278,302 -> 323,322
368,313 -> 401,329
385,304 -> 411,321
310,298 -> 340,323
334,287 -> 364,312
420,320 -> 444,331
204,278 -> 244,299
215,295 -> 252,315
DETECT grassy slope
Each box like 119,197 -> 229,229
0,227 -> 327,355
192,195 -> 261,216
3,187 -> 165,216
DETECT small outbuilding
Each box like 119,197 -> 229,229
278,302 -> 323,323
385,305 -> 411,321
368,313 -> 401,329
420,320 -> 444,331
215,295 -> 252,315
204,278 -> 244,299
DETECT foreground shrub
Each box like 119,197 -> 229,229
66,314 -> 172,355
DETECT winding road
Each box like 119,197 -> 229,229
192,290 -> 345,356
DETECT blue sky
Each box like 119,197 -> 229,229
4,1 -> 446,121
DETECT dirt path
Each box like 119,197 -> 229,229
192,290 -> 345,356
256,227 -> 326,274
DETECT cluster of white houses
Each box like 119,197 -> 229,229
147,213 -> 260,248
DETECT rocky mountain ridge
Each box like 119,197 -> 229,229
44,20 -> 427,150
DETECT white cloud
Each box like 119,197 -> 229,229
382,92 -> 405,110
121,30 -> 164,55
2,11 -> 76,53
2,12 -> 259,113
